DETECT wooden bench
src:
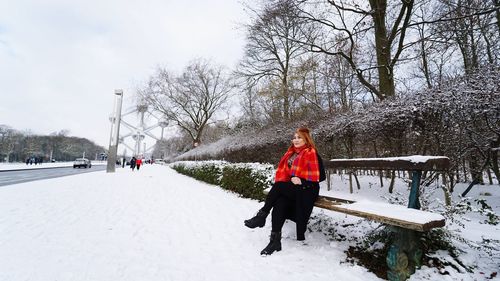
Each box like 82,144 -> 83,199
316,156 -> 450,281
315,195 -> 445,231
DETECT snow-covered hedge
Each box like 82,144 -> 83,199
173,67 -> 500,184
170,161 -> 274,200
170,160 -> 225,185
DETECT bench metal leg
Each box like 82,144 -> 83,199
408,171 -> 422,209
386,227 -> 422,281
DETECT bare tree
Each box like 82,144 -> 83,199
152,132 -> 192,160
143,59 -> 234,147
237,0 -> 312,120
0,126 -> 103,162
432,0 -> 499,73
293,0 -> 416,100
239,85 -> 263,123
316,44 -> 365,112
288,52 -> 362,115
410,1 -> 460,89
0,125 -> 19,162
290,55 -> 324,113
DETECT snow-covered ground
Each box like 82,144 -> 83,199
322,172 -> 500,281
0,165 -> 498,281
0,161 -> 107,171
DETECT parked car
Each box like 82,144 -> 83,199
73,158 -> 92,168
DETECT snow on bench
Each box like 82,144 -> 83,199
315,195 -> 445,232
325,155 -> 450,172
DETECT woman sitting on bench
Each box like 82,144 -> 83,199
244,127 -> 320,255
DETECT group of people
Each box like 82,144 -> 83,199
25,157 -> 43,165
129,156 -> 143,171
244,127 -> 325,256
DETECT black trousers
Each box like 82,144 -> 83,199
262,181 -> 319,238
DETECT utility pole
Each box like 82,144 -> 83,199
107,89 -> 124,173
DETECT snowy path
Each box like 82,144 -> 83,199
0,165 -> 379,281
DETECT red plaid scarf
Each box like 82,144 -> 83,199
275,145 -> 320,183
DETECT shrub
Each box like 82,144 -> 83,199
170,162 -> 223,185
170,161 -> 274,200
220,165 -> 272,201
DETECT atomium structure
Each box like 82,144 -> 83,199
112,102 -> 168,158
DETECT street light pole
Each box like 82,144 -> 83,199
107,89 -> 124,173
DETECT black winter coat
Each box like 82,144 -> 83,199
275,181 -> 319,240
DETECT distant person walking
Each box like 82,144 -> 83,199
130,157 -> 136,171
136,158 -> 142,170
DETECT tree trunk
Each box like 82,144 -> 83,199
369,0 -> 395,99
449,172 -> 455,193
282,79 -> 290,120
490,140 -> 500,185
463,158 -> 468,182
421,38 -> 432,88
441,178 -> 452,206
478,15 -> 495,64
349,171 -> 353,193
494,0 -> 500,36
388,170 -> 396,193
353,171 -> 361,190
468,154 -> 484,184
379,170 -> 384,187
467,17 -> 479,70
486,168 -> 493,185
491,154 -> 500,185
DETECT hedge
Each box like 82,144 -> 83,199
170,161 -> 274,201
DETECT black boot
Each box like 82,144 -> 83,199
260,232 -> 281,255
244,209 -> 269,229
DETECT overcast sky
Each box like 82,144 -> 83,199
0,0 -> 248,148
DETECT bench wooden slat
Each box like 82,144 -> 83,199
314,195 -> 445,232
317,194 -> 356,204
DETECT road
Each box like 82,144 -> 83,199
0,165 -> 107,187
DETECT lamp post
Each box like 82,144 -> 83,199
107,89 -> 123,173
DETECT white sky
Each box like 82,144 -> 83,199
0,0 -> 248,147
